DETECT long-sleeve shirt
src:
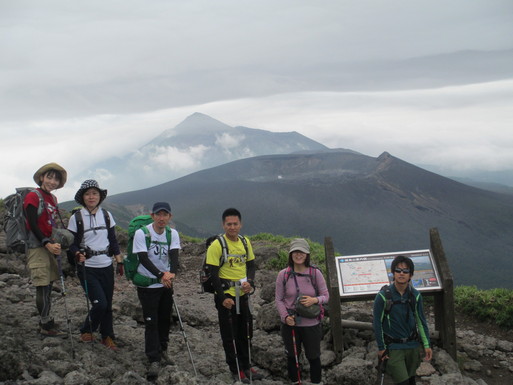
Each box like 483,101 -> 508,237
275,266 -> 329,327
373,283 -> 431,351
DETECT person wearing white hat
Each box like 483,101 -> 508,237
23,162 -> 68,337
68,179 -> 123,350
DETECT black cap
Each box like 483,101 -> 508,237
151,202 -> 171,214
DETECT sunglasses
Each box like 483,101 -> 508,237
394,268 -> 411,274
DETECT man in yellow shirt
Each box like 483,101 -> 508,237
206,208 -> 263,383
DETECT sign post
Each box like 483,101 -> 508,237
324,228 -> 457,361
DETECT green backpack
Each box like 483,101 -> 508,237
125,215 -> 172,287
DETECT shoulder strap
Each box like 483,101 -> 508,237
33,189 -> 45,216
217,234 -> 228,264
283,266 -> 293,286
238,234 -> 249,255
165,226 -> 172,250
75,210 -> 84,246
381,285 -> 393,315
141,226 -> 152,250
101,208 -> 111,229
309,266 -> 319,296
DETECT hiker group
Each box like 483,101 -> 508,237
8,162 -> 432,385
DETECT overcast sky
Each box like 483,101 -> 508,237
1,0 -> 513,201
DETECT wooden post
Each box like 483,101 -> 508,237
430,228 -> 457,360
324,236 -> 344,361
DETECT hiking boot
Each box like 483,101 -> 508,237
232,370 -> 250,384
101,336 -> 119,351
244,367 -> 264,380
80,332 -> 95,343
147,361 -> 160,380
161,350 -> 174,365
39,321 -> 67,338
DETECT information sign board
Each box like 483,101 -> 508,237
335,249 -> 442,297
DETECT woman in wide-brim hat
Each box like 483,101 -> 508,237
67,179 -> 123,350
33,162 -> 67,189
24,162 -> 68,336
74,179 -> 107,209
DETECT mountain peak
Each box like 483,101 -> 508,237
174,112 -> 233,134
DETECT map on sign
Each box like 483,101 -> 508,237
335,249 -> 441,297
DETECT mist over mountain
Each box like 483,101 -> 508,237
94,150 -> 513,290
78,112 -> 329,194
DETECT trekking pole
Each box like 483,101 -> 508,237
173,299 -> 198,376
57,254 -> 76,359
80,257 -> 94,338
246,320 -> 252,384
291,327 -> 301,385
228,311 -> 242,382
377,349 -> 389,385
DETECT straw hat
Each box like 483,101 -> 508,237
33,162 -> 67,189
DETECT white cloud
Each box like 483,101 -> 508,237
215,133 -> 244,151
1,1 -> 512,200
144,144 -> 210,172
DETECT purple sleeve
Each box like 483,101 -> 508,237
275,270 -> 289,323
315,268 -> 330,305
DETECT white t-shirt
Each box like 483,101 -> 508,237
67,208 -> 116,268
132,223 -> 180,288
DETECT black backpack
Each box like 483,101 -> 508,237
66,207 -> 111,266
3,188 -> 45,253
199,234 -> 248,293
379,284 -> 417,319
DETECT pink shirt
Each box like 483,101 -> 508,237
275,266 -> 329,327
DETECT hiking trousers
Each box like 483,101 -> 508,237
137,286 -> 173,363
281,323 -> 322,383
77,264 -> 115,339
214,293 -> 253,374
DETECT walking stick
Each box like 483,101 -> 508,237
228,310 -> 242,382
291,327 -> 301,385
246,320 -> 252,384
377,349 -> 389,385
173,299 -> 198,376
79,251 -> 94,338
57,254 -> 76,358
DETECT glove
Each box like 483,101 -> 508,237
116,262 -> 124,276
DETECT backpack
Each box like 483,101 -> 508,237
380,284 -> 417,318
125,215 -> 172,287
3,187 -> 44,253
379,284 -> 421,345
66,207 -> 112,266
199,234 -> 248,293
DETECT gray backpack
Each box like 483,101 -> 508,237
3,187 -> 44,253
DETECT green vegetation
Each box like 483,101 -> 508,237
250,233 -> 327,274
454,286 -> 513,328
180,233 -> 203,243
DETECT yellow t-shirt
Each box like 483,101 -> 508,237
206,234 -> 255,296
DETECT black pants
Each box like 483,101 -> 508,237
78,264 -> 114,338
214,294 -> 253,374
137,286 -> 173,363
281,323 -> 322,383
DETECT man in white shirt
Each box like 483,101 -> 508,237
132,202 -> 180,380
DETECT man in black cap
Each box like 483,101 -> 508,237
132,202 -> 181,380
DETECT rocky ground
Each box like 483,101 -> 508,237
0,237 -> 512,385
